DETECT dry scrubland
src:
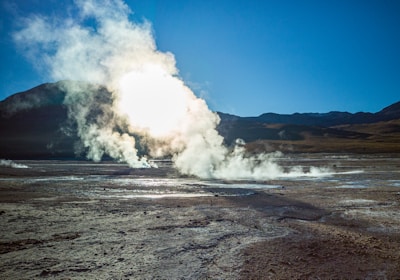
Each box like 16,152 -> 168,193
0,154 -> 400,279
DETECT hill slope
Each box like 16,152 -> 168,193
217,102 -> 400,153
247,101 -> 400,126
1,82 -> 400,159
0,82 -> 76,159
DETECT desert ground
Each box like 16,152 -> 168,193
0,154 -> 399,279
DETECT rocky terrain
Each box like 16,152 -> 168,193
1,154 -> 399,279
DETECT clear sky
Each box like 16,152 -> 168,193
1,0 -> 399,116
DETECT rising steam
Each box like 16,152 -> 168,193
13,0 -> 330,180
0,159 -> 29,169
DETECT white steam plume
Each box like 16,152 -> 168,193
13,0 -> 331,180
0,159 -> 29,169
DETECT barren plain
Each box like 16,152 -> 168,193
1,154 -> 400,279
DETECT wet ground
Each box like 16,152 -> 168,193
0,154 -> 399,279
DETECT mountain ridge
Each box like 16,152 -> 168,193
1,81 -> 400,159
2,81 -> 399,123
243,100 -> 400,126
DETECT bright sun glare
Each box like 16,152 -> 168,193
117,64 -> 190,138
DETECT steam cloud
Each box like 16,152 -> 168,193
0,159 -> 29,169
13,0 -> 330,180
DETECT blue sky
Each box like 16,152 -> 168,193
1,0 -> 399,116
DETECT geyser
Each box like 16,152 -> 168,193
13,0 -> 331,180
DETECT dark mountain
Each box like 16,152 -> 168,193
216,101 -> 400,153
217,101 -> 400,145
0,82 -> 67,117
376,101 -> 400,119
1,81 -> 400,159
216,112 -> 373,146
0,82 -> 75,159
245,101 -> 400,127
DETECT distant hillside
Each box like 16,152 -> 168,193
216,102 -> 400,153
1,81 -> 400,159
245,101 -> 400,126
0,83 -> 67,117
0,82 -> 74,159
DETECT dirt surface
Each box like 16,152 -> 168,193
0,154 -> 400,279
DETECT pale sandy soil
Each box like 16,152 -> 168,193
0,154 -> 399,279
